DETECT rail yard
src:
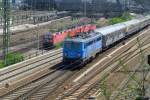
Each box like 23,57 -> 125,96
1,0 -> 150,100
0,15 -> 93,60
0,20 -> 149,100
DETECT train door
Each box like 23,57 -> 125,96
85,41 -> 93,59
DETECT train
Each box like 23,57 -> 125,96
63,16 -> 150,64
42,24 -> 96,48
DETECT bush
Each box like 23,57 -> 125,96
0,52 -> 24,69
109,17 -> 128,25
0,60 -> 5,69
5,52 -> 24,66
109,12 -> 134,25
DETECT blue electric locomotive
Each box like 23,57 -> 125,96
63,32 -> 103,63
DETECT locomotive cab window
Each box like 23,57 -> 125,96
44,35 -> 52,40
96,37 -> 101,41
86,41 -> 93,47
64,41 -> 82,50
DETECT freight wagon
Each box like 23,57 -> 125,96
42,24 -> 96,49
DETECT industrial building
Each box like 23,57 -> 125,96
17,0 -> 123,13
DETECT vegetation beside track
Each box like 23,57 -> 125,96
109,12 -> 134,24
0,52 -> 24,68
90,12 -> 135,27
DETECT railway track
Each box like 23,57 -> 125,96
0,56 -> 84,100
10,38 -> 139,100
89,42 -> 150,100
87,64 -> 144,100
110,46 -> 150,99
0,48 -> 62,97
5,27 -> 150,100
93,31 -> 150,99
110,65 -> 142,100
0,27 -> 149,100
89,46 -> 150,99
0,16 -> 72,48
19,26 -> 149,99
56,28 -> 150,100
0,11 -> 69,28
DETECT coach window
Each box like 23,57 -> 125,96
106,35 -> 109,40
117,31 -> 120,38
90,41 -> 93,45
87,42 -> 90,46
86,41 -> 91,47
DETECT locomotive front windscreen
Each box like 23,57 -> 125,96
44,34 -> 53,42
64,41 -> 82,50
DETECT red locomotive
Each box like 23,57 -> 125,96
42,24 -> 96,49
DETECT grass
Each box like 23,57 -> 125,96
109,12 -> 134,25
109,17 -> 128,25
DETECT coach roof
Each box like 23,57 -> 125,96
94,23 -> 126,35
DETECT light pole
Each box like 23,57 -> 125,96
36,26 -> 40,51
2,0 -> 10,65
35,22 -> 40,56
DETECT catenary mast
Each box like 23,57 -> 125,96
2,0 -> 10,64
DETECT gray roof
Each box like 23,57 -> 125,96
95,19 -> 140,36
123,19 -> 140,26
94,23 -> 126,35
